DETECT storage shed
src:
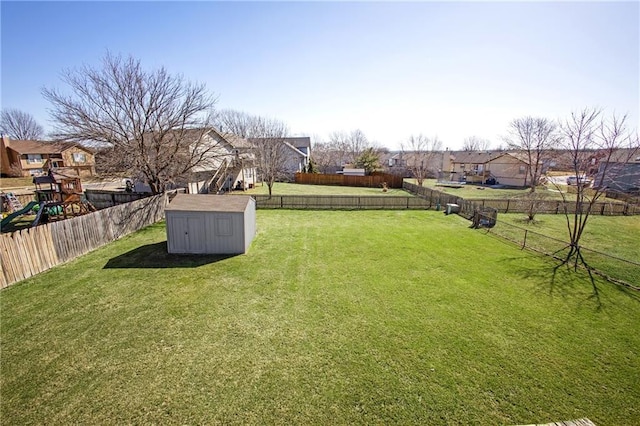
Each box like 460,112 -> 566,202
165,194 -> 256,254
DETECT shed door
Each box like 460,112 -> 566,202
170,216 -> 206,254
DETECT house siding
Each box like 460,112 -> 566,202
486,155 -> 528,187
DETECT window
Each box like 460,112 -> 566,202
29,168 -> 43,176
27,154 -> 43,164
73,153 -> 87,163
519,165 -> 526,174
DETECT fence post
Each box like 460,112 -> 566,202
522,229 -> 528,250
505,199 -> 510,213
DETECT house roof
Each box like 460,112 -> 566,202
223,133 -> 253,149
166,194 -> 253,213
450,151 -> 502,164
283,142 -> 307,157
7,140 -> 92,155
249,136 -> 311,149
488,152 -> 531,165
284,137 -> 311,149
604,148 -> 640,163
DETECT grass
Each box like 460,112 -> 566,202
244,182 -> 410,196
494,213 -> 640,285
406,178 -> 536,199
497,213 -> 640,260
2,211 -> 639,425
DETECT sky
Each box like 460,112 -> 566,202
1,1 -> 638,151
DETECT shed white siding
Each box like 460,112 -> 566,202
165,194 -> 256,254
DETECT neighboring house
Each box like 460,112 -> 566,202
448,151 -> 501,183
594,150 -> 640,193
184,128 -> 258,194
384,150 -> 453,179
1,135 -> 96,177
447,151 -> 533,187
248,136 -> 311,178
484,153 -> 532,187
285,137 -> 312,161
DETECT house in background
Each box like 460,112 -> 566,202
448,151 -> 501,183
447,151 -> 534,187
484,152 -> 532,187
248,136 -> 311,179
184,128 -> 258,194
1,136 -> 96,177
384,150 -> 453,179
594,149 -> 640,193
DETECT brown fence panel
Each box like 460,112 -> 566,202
0,224 -> 59,288
1,193 -> 168,289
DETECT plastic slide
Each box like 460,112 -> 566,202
1,201 -> 40,229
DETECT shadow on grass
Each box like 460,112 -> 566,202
103,241 -> 238,269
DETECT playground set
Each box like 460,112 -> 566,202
1,172 -> 96,231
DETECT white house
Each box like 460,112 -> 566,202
186,128 -> 258,194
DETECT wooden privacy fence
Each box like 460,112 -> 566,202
403,182 -> 640,216
253,195 -> 430,210
295,172 -> 404,188
0,193 -> 167,288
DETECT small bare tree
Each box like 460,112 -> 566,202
309,140 -> 341,173
1,108 -> 45,140
249,117 -> 290,197
462,135 -> 490,151
215,108 -> 254,138
504,116 -> 559,192
552,107 -> 639,292
215,109 -> 290,197
43,53 -> 219,194
401,134 -> 443,186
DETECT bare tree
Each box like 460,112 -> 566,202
401,134 -> 443,186
214,109 -> 291,197
1,108 -> 45,140
504,116 -> 559,192
552,108 -> 639,293
249,117 -> 290,197
347,129 -> 369,163
311,140 -> 342,173
43,53 -> 218,194
214,108 -> 254,138
462,135 -> 490,151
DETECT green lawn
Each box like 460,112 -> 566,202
494,213 -> 640,285
1,211 -> 639,425
407,178 -> 536,199
496,214 -> 640,260
244,182 -> 411,196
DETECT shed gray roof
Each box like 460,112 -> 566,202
166,194 -> 253,213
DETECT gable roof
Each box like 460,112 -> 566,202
284,137 -> 311,149
166,194 -> 253,213
7,140 -> 93,155
450,151 -> 502,164
488,152 -> 532,165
